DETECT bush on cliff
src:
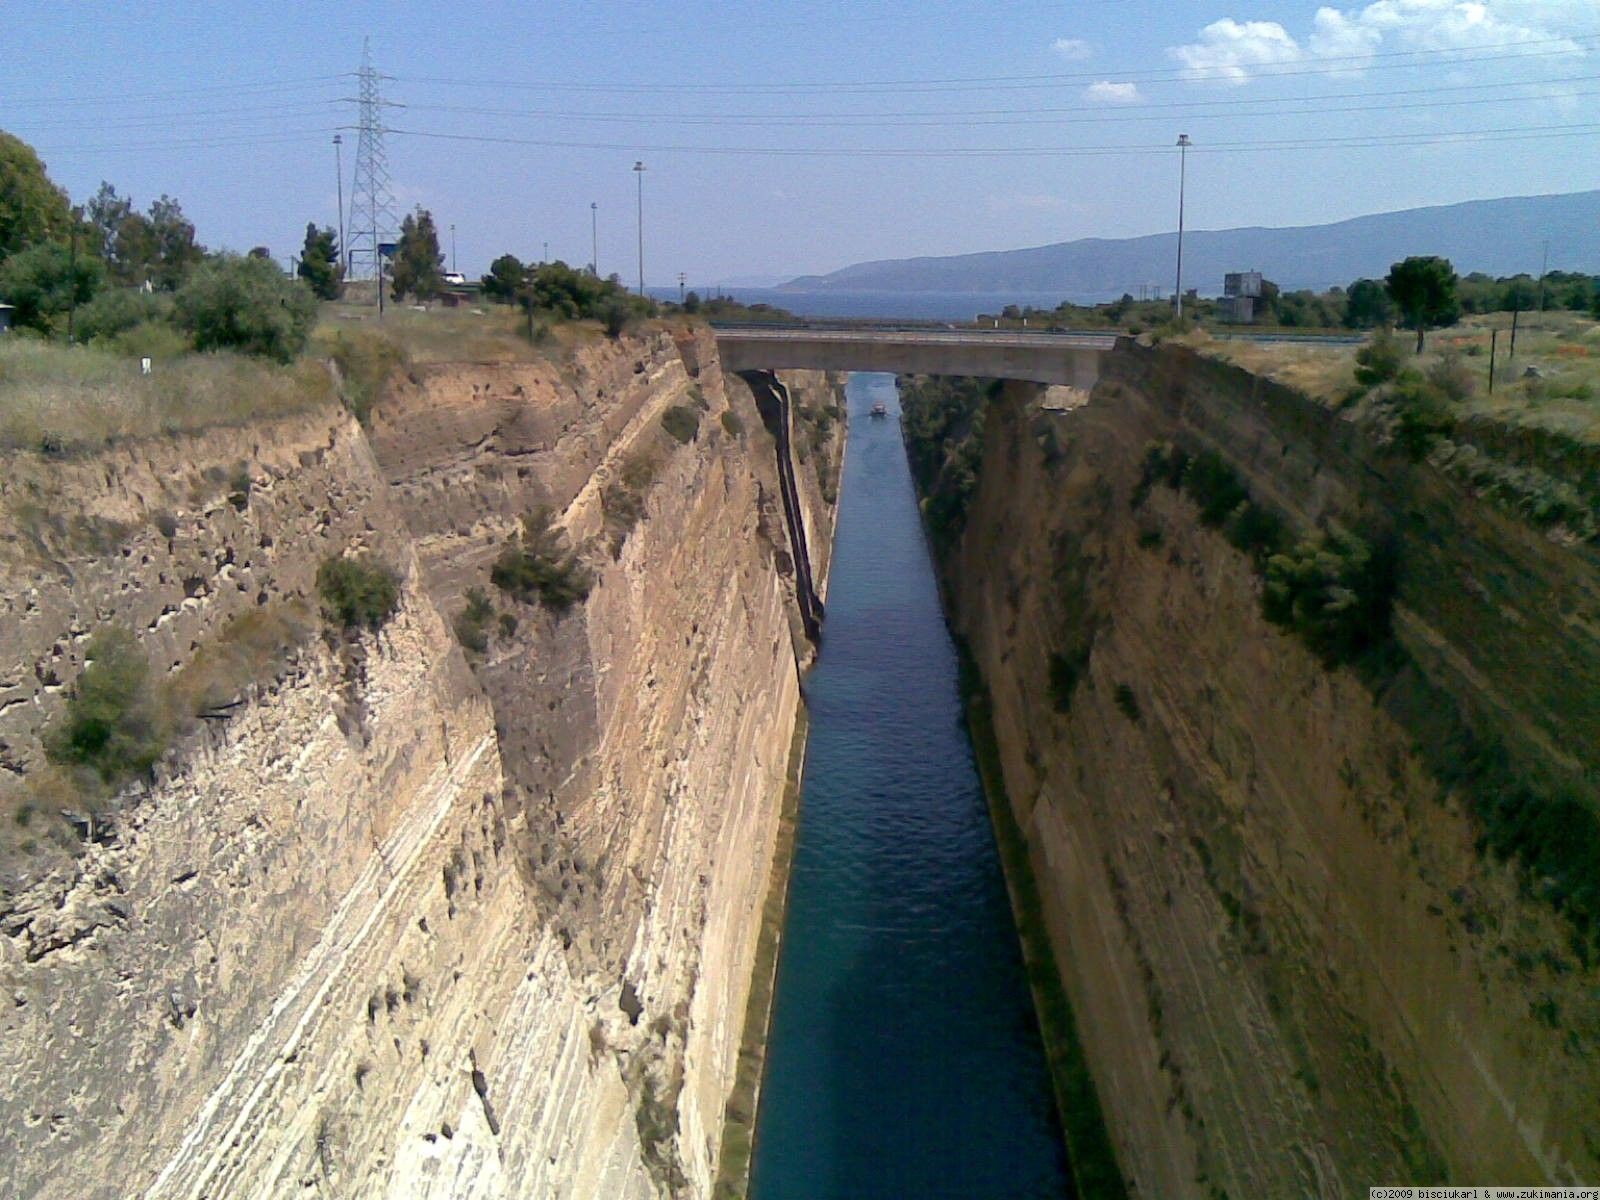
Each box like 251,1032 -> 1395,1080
316,554 -> 402,632
491,508 -> 592,613
1262,524 -> 1396,666
43,626 -> 171,789
453,586 -> 494,655
174,253 -> 318,363
661,404 -> 700,444
1354,328 -> 1404,387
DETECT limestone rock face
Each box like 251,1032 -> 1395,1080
936,345 -> 1600,1197
0,328 -> 843,1199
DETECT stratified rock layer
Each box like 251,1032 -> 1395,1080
0,327 -> 843,1199
934,345 -> 1600,1197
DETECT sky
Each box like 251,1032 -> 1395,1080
4,1 -> 1599,288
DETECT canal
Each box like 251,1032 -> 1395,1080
750,373 -> 1072,1199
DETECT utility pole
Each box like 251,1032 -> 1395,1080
1536,239 -> 1550,313
1174,133 -> 1191,322
67,209 -> 81,343
450,223 -> 456,273
590,202 -> 598,275
333,134 -> 345,275
678,272 -> 686,304
633,160 -> 647,296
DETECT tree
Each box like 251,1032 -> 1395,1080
145,194 -> 203,289
1385,256 -> 1459,353
297,223 -> 343,300
0,240 -> 104,331
173,253 -> 317,362
90,187 -> 204,289
86,182 -> 132,263
480,252 -> 525,304
1343,278 -> 1393,329
389,207 -> 443,301
0,132 -> 73,261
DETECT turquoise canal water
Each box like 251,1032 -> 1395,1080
749,374 -> 1072,1199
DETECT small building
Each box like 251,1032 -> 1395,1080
1224,270 -> 1263,298
1220,271 -> 1264,323
0,303 -> 14,334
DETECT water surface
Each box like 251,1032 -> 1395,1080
750,373 -> 1071,1199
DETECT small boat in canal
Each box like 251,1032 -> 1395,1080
870,402 -> 888,419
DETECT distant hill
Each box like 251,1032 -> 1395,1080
781,191 -> 1600,297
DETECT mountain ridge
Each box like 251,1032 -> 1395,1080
781,190 -> 1600,296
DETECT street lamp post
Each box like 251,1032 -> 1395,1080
633,160 -> 647,296
590,202 -> 598,275
1174,133 -> 1191,322
450,223 -> 457,273
333,134 -> 346,275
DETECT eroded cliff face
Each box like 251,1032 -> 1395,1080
926,344 -> 1600,1197
0,326 -> 843,1199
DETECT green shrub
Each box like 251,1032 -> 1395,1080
661,404 -> 700,444
1262,524 -> 1396,665
1425,351 -> 1476,403
719,409 -> 744,437
108,319 -> 190,360
43,627 -> 170,788
1354,328 -> 1404,387
1182,450 -> 1249,527
1047,648 -> 1089,713
174,253 -> 318,362
490,507 -> 592,613
453,586 -> 494,654
1113,683 -> 1142,722
1390,372 -> 1454,461
1132,441 -> 1189,508
74,287 -> 173,344
316,554 -> 402,631
1224,500 -> 1288,565
315,327 -> 408,424
600,296 -> 631,338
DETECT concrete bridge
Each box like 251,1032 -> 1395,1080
712,324 -> 1117,389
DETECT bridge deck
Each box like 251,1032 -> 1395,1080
713,325 -> 1116,387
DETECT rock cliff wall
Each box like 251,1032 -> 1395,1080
921,344 -> 1600,1196
0,326 -> 843,1199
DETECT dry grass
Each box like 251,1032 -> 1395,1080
0,336 -> 335,453
1202,314 -> 1600,443
1202,336 -> 1361,400
317,299 -> 565,363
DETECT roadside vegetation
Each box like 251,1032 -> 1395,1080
983,256 -> 1597,337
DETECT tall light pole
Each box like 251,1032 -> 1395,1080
333,134 -> 345,274
590,202 -> 598,275
450,223 -> 456,273
1174,133 -> 1191,321
633,160 -> 647,295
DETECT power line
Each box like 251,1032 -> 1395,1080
391,33 -> 1600,95
381,118 -> 1600,158
5,74 -> 346,109
396,82 -> 1600,130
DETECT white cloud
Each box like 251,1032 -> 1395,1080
1172,2 -> 1590,83
1051,37 -> 1093,60
1170,19 -> 1303,84
1083,80 -> 1144,104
